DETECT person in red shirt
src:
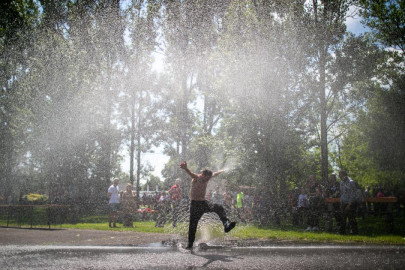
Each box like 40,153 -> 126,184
180,161 -> 236,250
168,178 -> 182,227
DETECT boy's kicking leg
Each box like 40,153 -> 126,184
208,202 -> 236,233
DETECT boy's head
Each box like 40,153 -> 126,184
201,168 -> 213,178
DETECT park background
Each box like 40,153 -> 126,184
0,0 -> 404,240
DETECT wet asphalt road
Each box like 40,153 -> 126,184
1,244 -> 405,269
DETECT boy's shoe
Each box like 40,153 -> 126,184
224,221 -> 236,233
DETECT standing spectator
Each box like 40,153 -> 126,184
107,178 -> 120,228
236,190 -> 246,223
355,182 -> 365,219
339,170 -> 358,235
155,191 -> 170,227
305,175 -> 322,231
297,187 -> 309,226
168,178 -> 182,227
244,193 -> 253,222
141,192 -> 147,207
323,173 -> 341,232
223,190 -> 235,221
223,190 -> 233,212
121,183 -> 137,227
364,186 -> 372,214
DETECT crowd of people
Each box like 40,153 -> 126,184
107,169 -> 403,235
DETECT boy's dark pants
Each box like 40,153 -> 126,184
188,200 -> 228,246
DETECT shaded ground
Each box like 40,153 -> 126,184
1,242 -> 405,269
0,227 -> 172,246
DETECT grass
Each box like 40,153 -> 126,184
2,210 -> 405,245
62,221 -> 166,234
233,225 -> 405,245
59,215 -> 405,245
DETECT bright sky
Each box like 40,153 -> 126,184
345,6 -> 368,34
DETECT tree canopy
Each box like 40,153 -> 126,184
1,0 -> 404,208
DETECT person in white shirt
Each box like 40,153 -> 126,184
107,178 -> 120,228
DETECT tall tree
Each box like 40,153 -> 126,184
121,0 -> 162,197
93,0 -> 125,188
307,0 -> 352,182
213,0 -> 311,196
342,0 -> 405,186
0,0 -> 40,201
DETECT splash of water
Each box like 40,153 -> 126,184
163,201 -> 244,246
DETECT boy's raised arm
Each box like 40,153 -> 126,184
213,169 -> 226,178
180,161 -> 199,179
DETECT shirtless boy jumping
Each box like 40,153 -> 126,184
180,161 -> 236,250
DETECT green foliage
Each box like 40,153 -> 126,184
143,175 -> 163,191
1,0 -> 404,206
360,0 -> 405,52
337,84 -> 405,189
0,0 -> 40,203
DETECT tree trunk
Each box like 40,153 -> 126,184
320,46 -> 329,183
103,54 -> 112,188
180,71 -> 188,160
129,93 -> 136,188
136,89 -> 143,198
